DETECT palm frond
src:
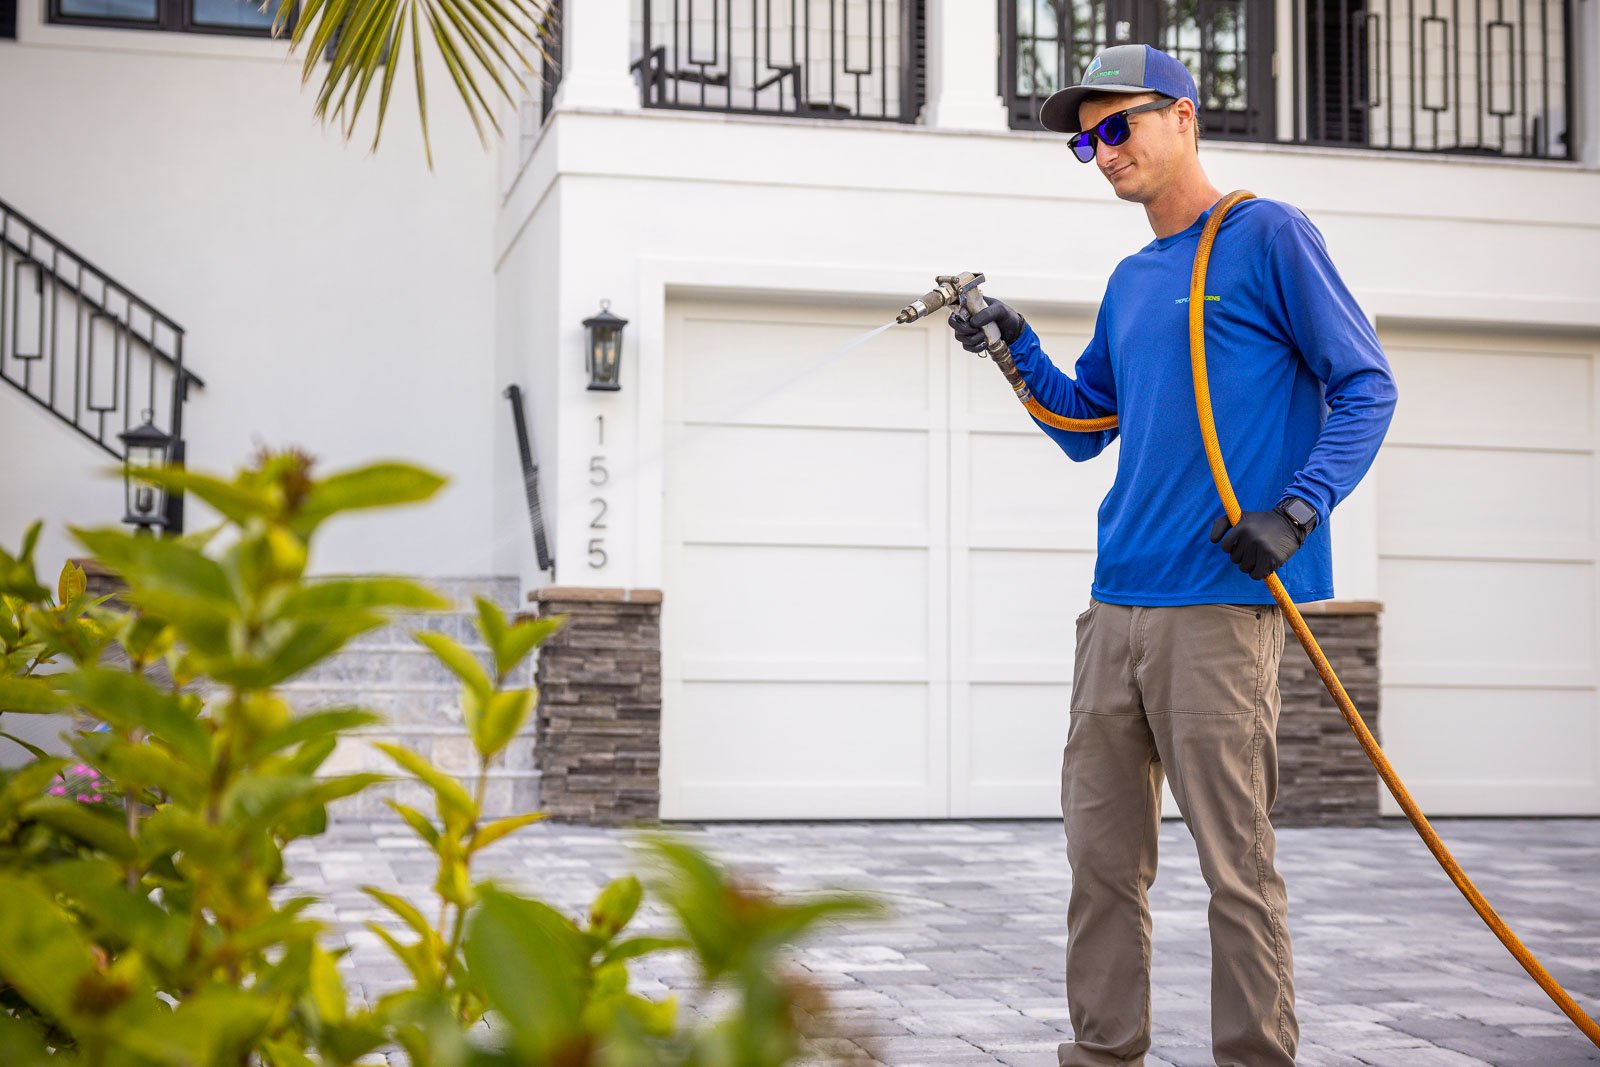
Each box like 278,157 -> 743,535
275,0 -> 557,166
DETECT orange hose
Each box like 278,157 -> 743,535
1003,190 -> 1600,1047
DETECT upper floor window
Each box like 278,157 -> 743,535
49,0 -> 287,36
631,0 -> 926,123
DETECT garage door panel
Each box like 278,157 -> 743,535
672,681 -> 944,818
675,544 -> 931,671
967,548 -> 1094,680
673,425 -> 931,543
968,432 -> 1117,550
1378,446 -> 1593,558
1384,345 -> 1592,450
676,314 -> 931,426
1378,686 -> 1600,814
1380,558 -> 1595,686
960,683 -> 1070,814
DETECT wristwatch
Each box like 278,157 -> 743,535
1274,496 -> 1320,541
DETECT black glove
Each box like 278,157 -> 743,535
1209,508 -> 1306,581
947,298 -> 1026,354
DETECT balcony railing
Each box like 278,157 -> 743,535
1002,0 -> 1576,160
632,0 -> 925,123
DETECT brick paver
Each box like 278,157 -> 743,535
285,819 -> 1600,1067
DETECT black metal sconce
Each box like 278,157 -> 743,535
584,301 -> 627,392
119,411 -> 172,535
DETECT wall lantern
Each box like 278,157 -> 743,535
118,411 -> 172,535
584,301 -> 627,392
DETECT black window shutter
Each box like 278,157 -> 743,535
1,0 -> 16,39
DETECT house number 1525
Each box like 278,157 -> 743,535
588,415 -> 608,569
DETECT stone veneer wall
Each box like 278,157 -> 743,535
1275,601 -> 1383,828
530,587 -> 662,826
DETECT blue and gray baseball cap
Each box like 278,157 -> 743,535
1039,44 -> 1199,133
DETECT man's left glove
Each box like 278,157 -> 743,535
1209,508 -> 1306,581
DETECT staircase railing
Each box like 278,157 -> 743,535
0,196 -> 203,531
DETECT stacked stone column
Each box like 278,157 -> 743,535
1275,601 -> 1383,827
529,587 -> 662,826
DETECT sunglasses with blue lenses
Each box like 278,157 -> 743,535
1068,98 -> 1177,163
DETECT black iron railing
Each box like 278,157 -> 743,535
1297,0 -> 1574,156
633,0 -> 924,122
0,197 -> 202,529
1001,0 -> 1575,160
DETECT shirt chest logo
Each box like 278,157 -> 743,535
1174,295 -> 1223,304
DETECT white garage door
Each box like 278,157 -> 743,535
660,298 -> 1110,819
1376,328 -> 1600,815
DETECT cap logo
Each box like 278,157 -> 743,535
1084,55 -> 1103,78
1090,69 -> 1122,79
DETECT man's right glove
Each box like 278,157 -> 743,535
948,298 -> 1027,354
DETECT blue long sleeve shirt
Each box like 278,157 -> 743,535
1012,197 -> 1398,606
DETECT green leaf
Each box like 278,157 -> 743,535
279,578 -> 450,618
473,687 -> 533,760
309,944 -> 348,1024
0,1010 -> 51,1064
71,526 -> 235,612
465,887 -> 591,1055
0,871 -> 100,1023
468,810 -> 544,854
0,676 -> 72,715
210,616 -> 386,689
414,631 -> 492,701
223,773 -> 386,832
70,732 -> 204,804
129,984 -> 277,1065
53,669 -> 210,763
363,886 -> 437,944
588,875 -> 643,941
601,935 -> 690,965
367,922 -> 435,985
293,462 -> 447,533
57,561 -> 87,606
122,466 -> 278,526
474,595 -> 508,662
0,758 -> 69,820
20,797 -> 138,860
243,707 -> 382,765
386,799 -> 441,848
0,731 -> 49,761
496,614 -> 564,678
374,742 -> 476,824
38,859 -> 190,971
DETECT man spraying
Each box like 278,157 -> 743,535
948,45 -> 1399,1067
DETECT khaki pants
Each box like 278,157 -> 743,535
1058,599 -> 1298,1067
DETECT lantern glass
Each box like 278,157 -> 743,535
583,302 -> 627,392
119,413 -> 172,532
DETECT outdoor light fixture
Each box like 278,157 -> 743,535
118,411 -> 172,535
584,301 -> 627,392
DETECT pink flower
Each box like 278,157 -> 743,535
71,764 -> 89,776
75,794 -> 92,803
48,786 -> 66,796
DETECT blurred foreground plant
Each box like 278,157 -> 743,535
0,450 -> 881,1065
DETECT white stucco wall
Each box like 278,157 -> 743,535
0,16 -> 500,582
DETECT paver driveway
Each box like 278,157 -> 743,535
285,818 -> 1600,1067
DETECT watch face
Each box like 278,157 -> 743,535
1283,499 -> 1316,528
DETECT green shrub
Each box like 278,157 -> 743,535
0,450 -> 880,1066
